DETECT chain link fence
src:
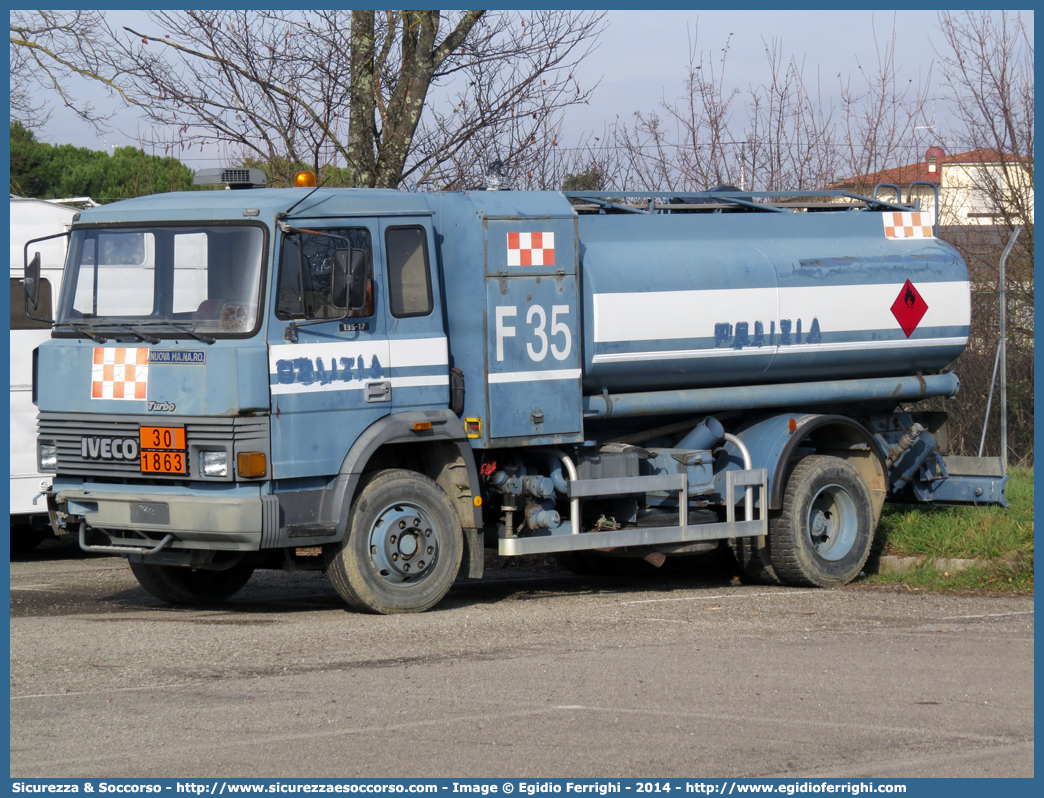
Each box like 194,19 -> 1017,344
918,225 -> 1034,465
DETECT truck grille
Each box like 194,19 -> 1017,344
38,412 -> 269,482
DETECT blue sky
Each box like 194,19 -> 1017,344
568,10 -> 945,136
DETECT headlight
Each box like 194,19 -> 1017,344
200,451 -> 228,477
39,443 -> 58,472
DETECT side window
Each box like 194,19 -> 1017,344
386,226 -> 432,318
276,227 -> 373,320
10,277 -> 52,330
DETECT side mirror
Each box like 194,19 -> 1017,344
348,250 -> 369,311
334,249 -> 370,311
24,251 -> 41,310
332,249 -> 350,310
22,230 -> 67,326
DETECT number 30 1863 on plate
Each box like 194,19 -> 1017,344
139,426 -> 187,474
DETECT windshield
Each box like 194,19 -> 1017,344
56,224 -> 266,336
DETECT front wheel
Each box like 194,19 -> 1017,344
328,470 -> 463,614
128,557 -> 255,605
768,456 -> 875,587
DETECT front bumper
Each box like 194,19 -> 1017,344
51,478 -> 266,552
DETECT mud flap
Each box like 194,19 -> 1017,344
460,527 -> 484,579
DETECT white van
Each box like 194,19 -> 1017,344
9,196 -> 96,550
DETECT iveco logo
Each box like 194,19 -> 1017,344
80,437 -> 139,461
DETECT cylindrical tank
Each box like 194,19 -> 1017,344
578,209 -> 969,393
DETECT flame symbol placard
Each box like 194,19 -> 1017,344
891,280 -> 929,337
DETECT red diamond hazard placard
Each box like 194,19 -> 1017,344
891,279 -> 928,337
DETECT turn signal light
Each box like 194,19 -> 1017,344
413,421 -> 433,431
294,170 -> 317,187
237,451 -> 267,478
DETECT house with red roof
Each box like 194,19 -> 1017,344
834,148 -> 1033,227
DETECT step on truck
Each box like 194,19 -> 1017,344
25,170 -> 1008,612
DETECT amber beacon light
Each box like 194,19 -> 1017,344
294,170 -> 317,188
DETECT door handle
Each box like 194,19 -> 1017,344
365,381 -> 392,403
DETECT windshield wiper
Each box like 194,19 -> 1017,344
63,323 -> 109,343
109,320 -> 218,344
102,325 -> 161,344
60,320 -> 159,343
61,320 -> 214,345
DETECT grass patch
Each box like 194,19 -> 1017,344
864,466 -> 1034,591
867,560 -> 1033,592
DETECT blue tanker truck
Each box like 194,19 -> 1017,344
24,170 -> 1007,613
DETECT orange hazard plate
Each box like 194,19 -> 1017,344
140,449 -> 187,475
140,426 -> 186,451
139,426 -> 188,474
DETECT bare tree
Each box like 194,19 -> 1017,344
29,10 -> 600,188
663,31 -> 742,189
594,20 -> 930,195
744,40 -> 839,191
935,11 -> 1033,243
397,12 -> 603,190
838,17 -> 934,182
930,11 -> 1034,464
9,10 -> 127,128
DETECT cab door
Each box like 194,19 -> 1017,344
379,217 -> 449,414
267,219 -> 391,479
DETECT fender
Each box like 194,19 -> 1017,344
321,409 -> 482,540
729,413 -> 887,517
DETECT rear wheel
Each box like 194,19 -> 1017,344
768,456 -> 874,587
329,470 -> 463,614
128,557 -> 255,605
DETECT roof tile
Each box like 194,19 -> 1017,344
836,149 -> 1021,188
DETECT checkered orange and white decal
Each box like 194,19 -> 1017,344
882,212 -> 934,239
507,232 -> 555,267
92,347 -> 149,400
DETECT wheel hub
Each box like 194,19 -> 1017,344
807,484 -> 858,562
811,510 -> 831,542
369,502 -> 439,584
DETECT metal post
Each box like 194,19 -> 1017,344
978,343 -> 1001,457
997,226 -> 1022,473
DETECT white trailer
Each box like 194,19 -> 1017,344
9,196 -> 94,550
